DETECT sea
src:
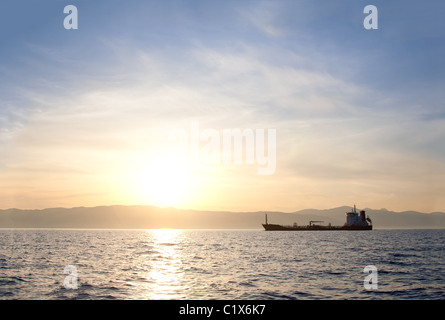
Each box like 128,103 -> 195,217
0,229 -> 443,300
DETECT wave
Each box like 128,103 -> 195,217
0,229 -> 443,300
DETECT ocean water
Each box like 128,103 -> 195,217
0,229 -> 443,300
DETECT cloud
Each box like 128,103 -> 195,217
1,1 -> 444,212
239,1 -> 285,37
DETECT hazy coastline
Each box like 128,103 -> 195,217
1,205 -> 444,229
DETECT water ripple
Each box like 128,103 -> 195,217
0,229 -> 443,299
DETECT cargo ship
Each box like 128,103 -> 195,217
262,205 -> 372,231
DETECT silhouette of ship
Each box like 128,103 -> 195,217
262,205 -> 372,231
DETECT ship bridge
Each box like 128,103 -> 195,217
345,205 -> 371,227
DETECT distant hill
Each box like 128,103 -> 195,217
0,205 -> 444,229
290,206 -> 445,229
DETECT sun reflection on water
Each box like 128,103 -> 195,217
142,229 -> 185,299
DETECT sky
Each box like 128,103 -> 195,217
0,0 -> 445,213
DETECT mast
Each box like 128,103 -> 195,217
265,213 -> 268,225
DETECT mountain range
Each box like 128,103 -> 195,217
1,205 -> 445,229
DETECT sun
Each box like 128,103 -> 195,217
131,155 -> 192,207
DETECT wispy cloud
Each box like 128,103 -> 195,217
0,1 -> 444,212
239,1 -> 285,37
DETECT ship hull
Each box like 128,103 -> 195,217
262,223 -> 372,231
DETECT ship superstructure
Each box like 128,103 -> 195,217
345,204 -> 372,228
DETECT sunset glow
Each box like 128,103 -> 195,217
130,155 -> 192,208
0,1 -> 444,213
